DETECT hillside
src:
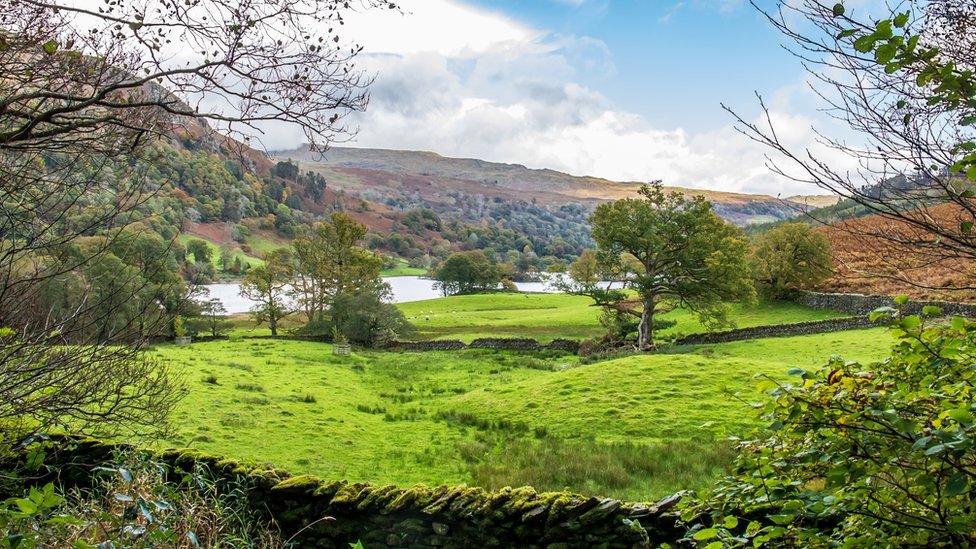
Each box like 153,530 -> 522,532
786,194 -> 842,208
273,146 -> 808,226
816,202 -> 976,301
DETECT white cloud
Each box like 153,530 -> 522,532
264,0 -> 849,197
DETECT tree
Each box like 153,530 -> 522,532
186,240 -> 213,266
0,0 -> 395,450
239,250 -> 292,337
291,213 -> 384,322
727,0 -> 976,294
433,251 -> 502,296
557,250 -> 672,346
590,184 -> 755,349
327,289 -> 413,348
199,299 -> 233,338
0,0 -> 397,152
751,223 -> 833,298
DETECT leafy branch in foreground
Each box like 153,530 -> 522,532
730,0 -> 976,294
682,304 -> 976,546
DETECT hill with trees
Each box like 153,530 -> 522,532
121,130 -> 822,279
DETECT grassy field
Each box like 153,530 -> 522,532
382,258 -> 427,277
152,323 -> 891,501
397,293 -> 849,342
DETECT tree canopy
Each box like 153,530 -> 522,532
433,250 -> 503,296
590,184 -> 755,349
239,249 -> 293,337
751,223 -> 833,298
291,213 -> 384,323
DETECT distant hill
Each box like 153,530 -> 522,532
815,202 -> 976,301
786,194 -> 842,208
273,146 -> 808,227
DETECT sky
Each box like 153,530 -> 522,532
291,0 -> 877,197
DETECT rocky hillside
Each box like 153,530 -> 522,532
273,146 -> 808,226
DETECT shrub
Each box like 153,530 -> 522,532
683,307 -> 976,546
432,250 -> 501,296
0,451 -> 284,547
302,290 -> 413,348
750,222 -> 832,299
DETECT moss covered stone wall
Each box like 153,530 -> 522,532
19,436 -> 682,548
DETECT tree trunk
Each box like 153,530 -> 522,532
638,296 -> 655,350
270,316 -> 278,338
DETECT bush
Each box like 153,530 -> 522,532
302,289 -> 413,348
683,307 -> 976,546
750,222 -> 832,299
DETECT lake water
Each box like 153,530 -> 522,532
204,275 -> 568,314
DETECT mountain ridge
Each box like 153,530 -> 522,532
272,145 -> 807,225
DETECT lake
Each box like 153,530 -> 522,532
203,275 -> 568,314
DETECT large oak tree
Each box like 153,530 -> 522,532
590,184 -> 755,349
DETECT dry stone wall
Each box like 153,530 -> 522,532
15,436 -> 683,548
797,291 -> 976,317
674,316 -> 877,346
391,338 -> 580,354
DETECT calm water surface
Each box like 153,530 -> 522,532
203,275 -> 568,314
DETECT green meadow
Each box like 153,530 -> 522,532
398,293 -> 849,342
152,297 -> 891,502
381,258 -> 427,277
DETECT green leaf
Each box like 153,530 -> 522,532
723,515 -> 739,529
693,528 -> 719,541
832,3 -> 845,17
853,36 -> 875,53
946,472 -> 968,496
893,12 -> 909,28
875,43 -> 897,64
948,407 -> 972,423
42,40 -> 58,55
894,294 -> 909,305
900,315 -> 921,330
14,498 -> 37,514
787,368 -> 806,377
962,221 -> 973,234
912,435 -> 932,450
922,305 -> 942,316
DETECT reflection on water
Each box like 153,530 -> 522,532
203,275 -> 574,314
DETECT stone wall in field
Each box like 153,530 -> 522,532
391,338 -> 581,354
24,437 -> 683,548
674,316 -> 878,346
797,291 -> 976,317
